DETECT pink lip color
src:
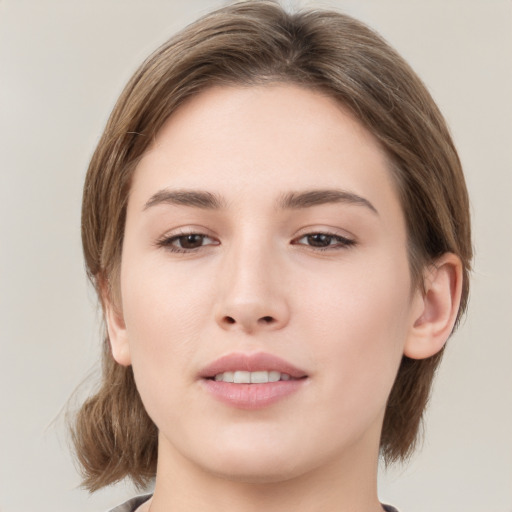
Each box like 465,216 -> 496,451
199,352 -> 307,410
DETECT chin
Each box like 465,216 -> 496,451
205,458 -> 303,485
191,436 -> 315,485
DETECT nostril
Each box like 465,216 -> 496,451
219,314 -> 280,329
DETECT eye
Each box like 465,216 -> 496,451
157,232 -> 219,253
293,232 -> 355,250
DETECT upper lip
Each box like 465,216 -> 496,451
199,352 -> 308,379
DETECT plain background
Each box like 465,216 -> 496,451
1,1 -> 511,511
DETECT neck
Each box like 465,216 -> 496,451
148,432 -> 383,512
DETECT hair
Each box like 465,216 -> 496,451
72,0 -> 472,491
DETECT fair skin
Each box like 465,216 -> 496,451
105,84 -> 462,512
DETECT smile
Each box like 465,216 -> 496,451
200,352 -> 308,409
200,351 -> 307,379
213,370 -> 293,383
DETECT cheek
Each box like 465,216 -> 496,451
122,256 -> 212,342
299,254 -> 412,409
119,260 -> 214,405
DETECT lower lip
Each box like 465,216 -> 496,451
201,379 -> 305,409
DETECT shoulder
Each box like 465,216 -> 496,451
106,494 -> 152,512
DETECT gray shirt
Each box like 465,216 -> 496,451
107,495 -> 400,512
108,494 -> 151,512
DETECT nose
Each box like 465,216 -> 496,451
214,242 -> 290,334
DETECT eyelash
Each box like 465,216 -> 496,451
156,230 -> 356,253
155,231 -> 219,253
292,232 -> 356,251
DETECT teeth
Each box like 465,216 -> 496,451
214,371 -> 234,382
234,371 -> 250,383
268,371 -> 281,382
213,370 -> 291,383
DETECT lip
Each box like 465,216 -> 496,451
199,352 -> 308,410
199,352 -> 308,379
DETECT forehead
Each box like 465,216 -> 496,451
130,84 -> 401,220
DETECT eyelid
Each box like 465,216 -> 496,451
154,226 -> 220,252
155,225 -> 218,240
292,225 -> 356,240
291,228 -> 357,250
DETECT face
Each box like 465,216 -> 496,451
110,84 -> 423,483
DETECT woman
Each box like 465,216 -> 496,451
72,2 -> 472,511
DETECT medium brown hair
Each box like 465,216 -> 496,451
73,0 -> 472,491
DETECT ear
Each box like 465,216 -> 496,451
404,253 -> 463,360
100,278 -> 132,367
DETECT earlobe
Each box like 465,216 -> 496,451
404,253 -> 463,360
101,279 -> 132,367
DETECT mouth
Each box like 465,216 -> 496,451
210,370 -> 297,383
199,352 -> 308,409
200,351 -> 308,380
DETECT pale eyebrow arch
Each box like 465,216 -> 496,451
277,189 -> 379,215
143,189 -> 226,211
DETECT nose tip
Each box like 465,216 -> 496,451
217,303 -> 288,333
214,241 -> 290,334
219,313 -> 282,332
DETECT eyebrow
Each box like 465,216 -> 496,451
278,189 -> 378,215
143,187 -> 378,215
143,189 -> 226,210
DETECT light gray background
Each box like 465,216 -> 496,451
1,1 -> 511,511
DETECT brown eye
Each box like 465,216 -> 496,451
176,234 -> 207,249
293,232 -> 356,250
157,232 -> 219,253
306,234 -> 334,247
